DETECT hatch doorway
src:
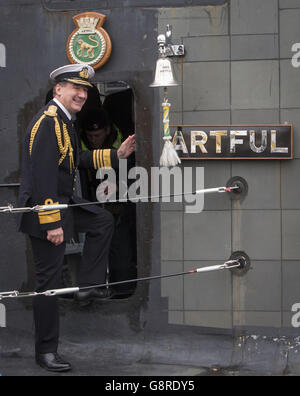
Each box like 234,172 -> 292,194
64,81 -> 137,300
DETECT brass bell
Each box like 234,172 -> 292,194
150,57 -> 179,88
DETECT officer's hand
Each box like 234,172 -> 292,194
117,134 -> 135,159
47,227 -> 64,246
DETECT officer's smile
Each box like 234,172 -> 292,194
71,95 -> 86,111
55,82 -> 88,115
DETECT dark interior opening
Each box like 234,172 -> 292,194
52,81 -> 137,299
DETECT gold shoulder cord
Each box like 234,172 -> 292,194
61,122 -> 75,173
29,114 -> 46,156
29,105 -> 74,173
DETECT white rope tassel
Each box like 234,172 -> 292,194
160,136 -> 181,167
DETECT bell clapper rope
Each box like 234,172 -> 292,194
160,87 -> 181,167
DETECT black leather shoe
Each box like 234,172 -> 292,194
76,287 -> 113,303
36,353 -> 72,373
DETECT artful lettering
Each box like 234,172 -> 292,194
172,125 -> 292,159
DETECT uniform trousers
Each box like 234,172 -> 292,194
30,206 -> 114,354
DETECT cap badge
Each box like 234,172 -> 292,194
79,67 -> 89,79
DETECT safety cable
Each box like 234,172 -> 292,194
0,259 -> 241,300
0,185 -> 239,214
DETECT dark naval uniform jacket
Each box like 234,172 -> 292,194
18,100 -> 119,240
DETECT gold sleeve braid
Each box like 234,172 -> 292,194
38,199 -> 61,225
29,105 -> 74,174
93,149 -> 112,169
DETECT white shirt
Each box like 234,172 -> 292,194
53,98 -> 72,121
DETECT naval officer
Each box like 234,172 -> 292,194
18,64 -> 135,372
